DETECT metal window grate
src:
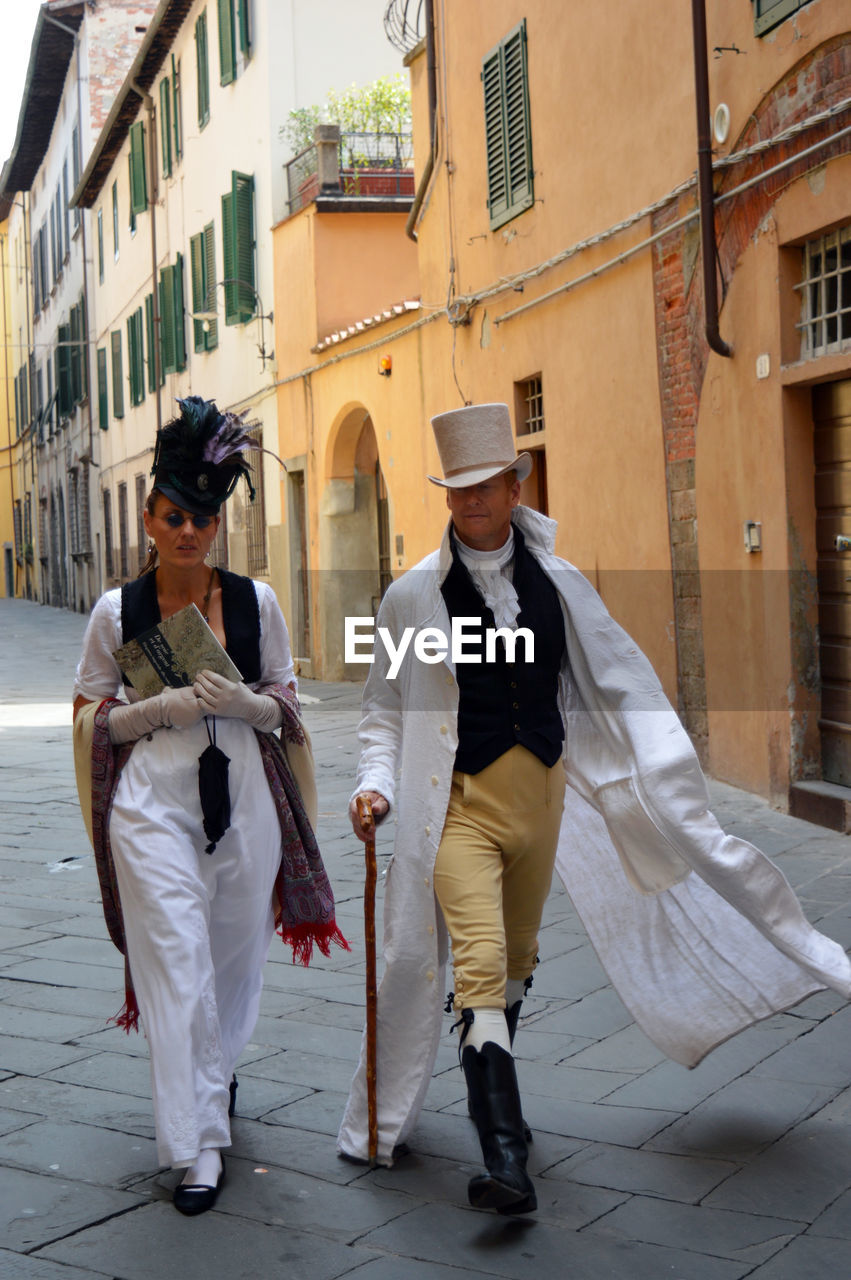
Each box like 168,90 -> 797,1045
117,483 -> 129,579
516,375 -> 545,434
797,226 -> 851,358
245,424 -> 268,576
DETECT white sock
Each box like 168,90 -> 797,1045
464,1006 -> 512,1054
505,978 -> 526,1009
180,1148 -> 221,1187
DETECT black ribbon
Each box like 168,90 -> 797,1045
199,717 -> 231,854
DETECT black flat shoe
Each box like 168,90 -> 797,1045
228,1074 -> 238,1117
173,1158 -> 226,1216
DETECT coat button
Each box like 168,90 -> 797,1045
445,674 -> 453,685
425,825 -> 431,836
514,724 -> 520,731
426,970 -> 435,981
428,925 -> 434,935
431,775 -> 438,785
424,877 -> 430,887
440,724 -> 448,734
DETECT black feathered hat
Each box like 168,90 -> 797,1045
151,396 -> 257,515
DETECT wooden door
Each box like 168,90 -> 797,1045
814,379 -> 851,784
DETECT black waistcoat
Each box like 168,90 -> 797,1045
120,568 -> 261,685
440,525 -> 565,774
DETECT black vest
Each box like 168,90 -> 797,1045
120,568 -> 261,685
440,525 -> 565,774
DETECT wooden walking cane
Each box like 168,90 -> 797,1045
356,794 -> 379,1165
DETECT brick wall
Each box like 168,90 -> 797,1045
650,36 -> 851,761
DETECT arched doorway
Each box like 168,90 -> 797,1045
320,405 -> 392,678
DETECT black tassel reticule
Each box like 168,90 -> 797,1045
198,716 -> 231,853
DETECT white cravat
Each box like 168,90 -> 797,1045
454,529 -> 521,629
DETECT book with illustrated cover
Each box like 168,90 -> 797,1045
113,603 -> 242,699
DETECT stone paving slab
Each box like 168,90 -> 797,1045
3,597 -> 851,1279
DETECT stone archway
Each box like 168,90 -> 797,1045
320,405 -> 390,678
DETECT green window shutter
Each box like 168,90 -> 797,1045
69,305 -> 82,404
79,293 -> 88,401
203,223 -> 218,349
129,121 -> 148,214
97,209 -> 104,283
190,232 -> 205,352
160,267 -> 176,374
482,21 -> 533,231
127,309 -> 145,406
97,348 -> 108,429
173,252 -> 186,372
160,79 -> 172,178
172,55 -> 182,158
145,293 -> 155,391
222,171 -> 255,324
218,0 -> 236,86
196,11 -> 210,127
237,0 -> 250,57
57,323 -> 72,416
111,331 -> 124,418
754,0 -> 810,36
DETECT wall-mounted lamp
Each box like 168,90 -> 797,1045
190,278 -> 274,369
378,354 -> 392,377
744,520 -> 762,554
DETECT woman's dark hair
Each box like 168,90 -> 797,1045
137,490 -> 161,578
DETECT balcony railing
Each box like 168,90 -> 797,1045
286,128 -> 414,216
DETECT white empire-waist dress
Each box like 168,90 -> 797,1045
74,582 -> 293,1167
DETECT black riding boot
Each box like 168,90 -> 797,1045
462,1038 -> 536,1214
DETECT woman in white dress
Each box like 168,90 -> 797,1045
73,398 -> 345,1214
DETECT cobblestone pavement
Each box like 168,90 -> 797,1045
2,595 -> 851,1279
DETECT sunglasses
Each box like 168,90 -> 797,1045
162,511 -> 215,529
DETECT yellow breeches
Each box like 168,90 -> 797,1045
433,744 -> 566,1011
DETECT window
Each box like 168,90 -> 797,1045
172,55 -> 183,160
118,482 -> 129,579
798,225 -> 851,357
221,170 -> 255,324
111,331 -> 124,418
754,0 -> 813,36
97,209 -> 104,283
129,121 -> 147,214
218,0 -> 236,85
145,292 -> 164,391
103,488 -> 114,578
136,474 -> 148,570
159,254 -> 186,374
62,160 -> 70,254
71,124 -> 81,229
127,307 -> 146,406
196,10 -> 210,128
69,468 -> 80,556
69,297 -> 87,404
245,423 -> 267,575
77,466 -> 91,556
97,348 -> 109,430
160,79 -> 173,178
515,374 -> 544,435
112,180 -> 119,260
56,323 -> 72,417
482,20 -> 533,231
238,0 -> 250,58
190,223 -> 218,351
50,192 -> 58,280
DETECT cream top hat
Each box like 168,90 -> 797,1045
428,403 -> 532,489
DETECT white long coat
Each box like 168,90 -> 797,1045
337,506 -> 851,1165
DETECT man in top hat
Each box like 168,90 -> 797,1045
337,403 -> 851,1215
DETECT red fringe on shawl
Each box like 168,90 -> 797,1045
278,920 -> 350,967
111,988 -> 140,1034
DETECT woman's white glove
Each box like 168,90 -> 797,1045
107,686 -> 204,743
193,669 -> 284,732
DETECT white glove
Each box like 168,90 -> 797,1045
193,669 -> 284,732
107,686 -> 204,743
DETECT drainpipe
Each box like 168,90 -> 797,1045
132,81 -> 162,435
691,0 -> 732,358
405,0 -> 437,242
